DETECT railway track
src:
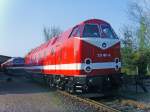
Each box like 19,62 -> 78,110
57,90 -> 121,112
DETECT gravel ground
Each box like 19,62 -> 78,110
0,72 -> 102,112
120,80 -> 150,103
98,79 -> 150,112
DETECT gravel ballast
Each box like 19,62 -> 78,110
0,72 -> 101,112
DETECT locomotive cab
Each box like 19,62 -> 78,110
79,22 -> 121,74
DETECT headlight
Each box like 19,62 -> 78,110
84,58 -> 92,64
84,65 -> 92,73
115,58 -> 119,63
115,65 -> 119,71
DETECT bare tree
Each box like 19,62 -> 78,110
43,26 -> 62,42
121,25 -> 134,48
128,0 -> 150,49
121,0 -> 150,76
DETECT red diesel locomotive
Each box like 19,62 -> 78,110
25,19 -> 122,93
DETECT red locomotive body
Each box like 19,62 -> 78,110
25,19 -> 122,93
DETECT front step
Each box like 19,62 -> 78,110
75,85 -> 82,88
75,89 -> 83,93
75,85 -> 83,93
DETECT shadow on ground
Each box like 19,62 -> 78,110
0,72 -> 54,95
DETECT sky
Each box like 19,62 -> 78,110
0,0 -> 130,57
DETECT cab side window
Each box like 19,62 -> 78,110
70,26 -> 80,37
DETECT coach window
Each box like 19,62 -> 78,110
44,51 -> 47,57
70,26 -> 80,37
30,57 -> 33,64
82,24 -> 100,37
34,56 -> 36,63
39,54 -> 41,60
51,48 -> 55,55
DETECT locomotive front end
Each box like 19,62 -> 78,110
74,19 -> 122,93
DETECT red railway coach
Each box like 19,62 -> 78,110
25,19 -> 122,94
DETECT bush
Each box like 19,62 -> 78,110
121,48 -> 150,76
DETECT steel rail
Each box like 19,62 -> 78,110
57,90 -> 121,112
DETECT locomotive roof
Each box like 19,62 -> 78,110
26,19 -> 110,58
79,19 -> 109,25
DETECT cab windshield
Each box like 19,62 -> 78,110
82,24 -> 118,39
82,24 -> 100,37
100,25 -> 117,39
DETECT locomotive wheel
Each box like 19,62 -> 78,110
69,85 -> 75,94
48,77 -> 55,89
65,81 -> 75,94
58,81 -> 65,90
